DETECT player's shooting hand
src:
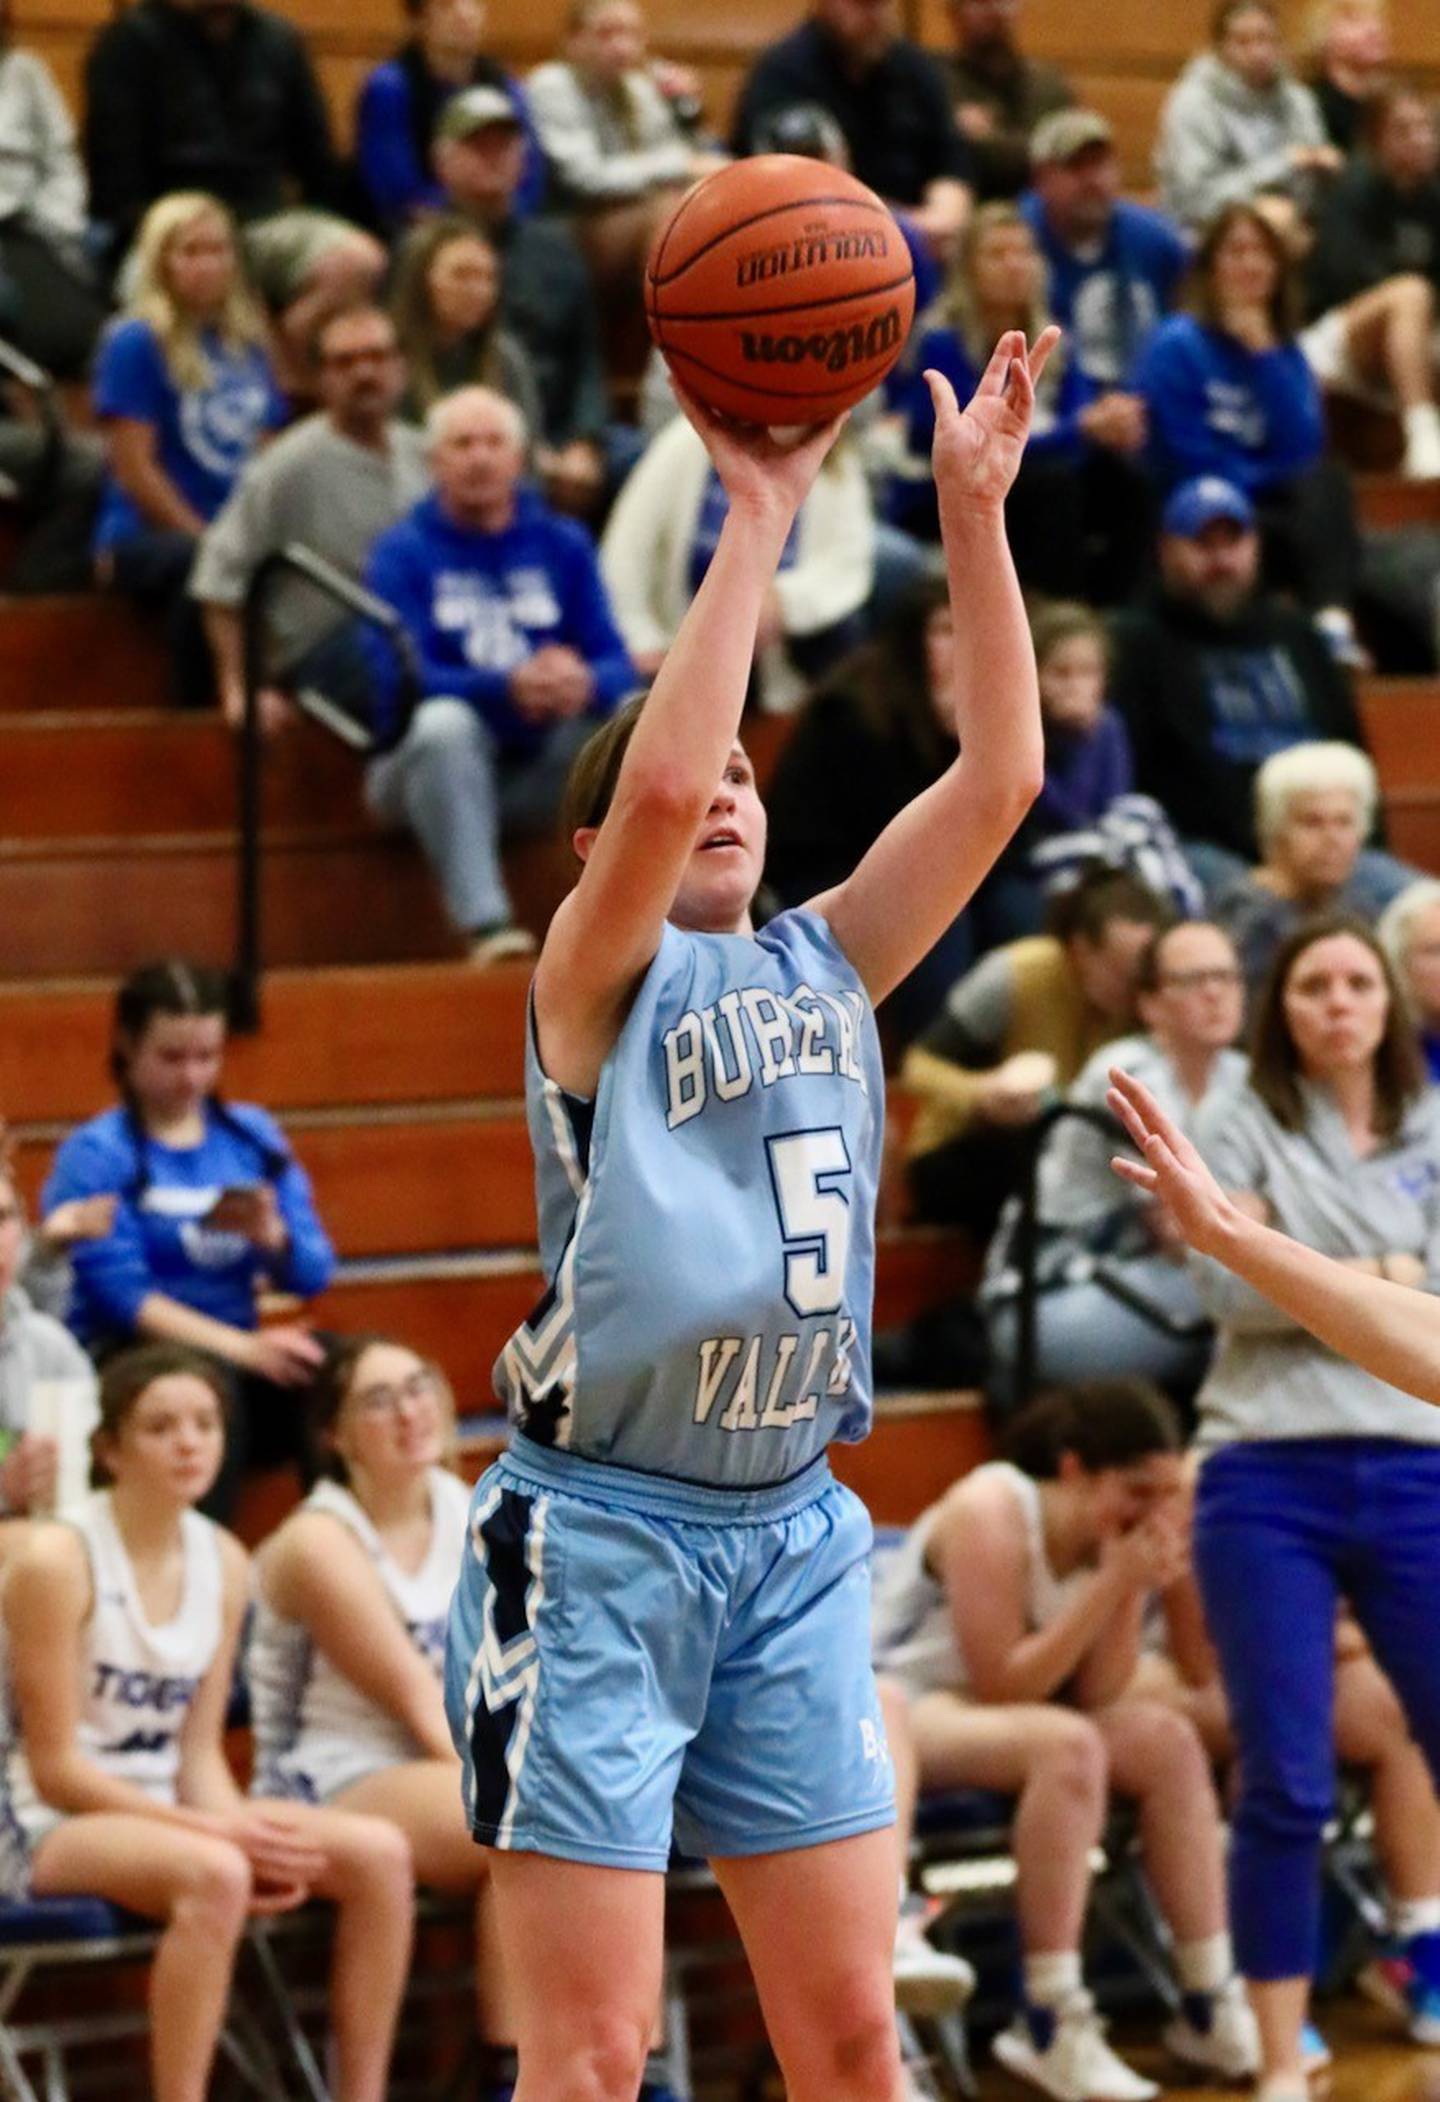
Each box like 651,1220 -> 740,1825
928,325 -> 1062,514
671,382 -> 848,528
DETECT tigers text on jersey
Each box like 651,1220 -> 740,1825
0,1491 -> 223,1889
499,907 -> 884,1488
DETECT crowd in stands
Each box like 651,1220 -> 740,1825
7,0 -> 1440,2095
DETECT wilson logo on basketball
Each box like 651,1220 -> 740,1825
738,310 -> 904,374
734,230 -> 891,287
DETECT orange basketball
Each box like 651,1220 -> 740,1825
645,155 -> 917,427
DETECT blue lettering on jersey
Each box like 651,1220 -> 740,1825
106,1729 -> 173,1756
406,1614 -> 448,1673
663,982 -> 867,1129
91,1662 -> 201,1711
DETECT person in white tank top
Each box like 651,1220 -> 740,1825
248,1336 -> 516,2044
873,1380 -> 1257,2102
0,1344 -> 415,2102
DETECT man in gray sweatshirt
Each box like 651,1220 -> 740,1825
191,300 -> 430,737
1156,0 -> 1338,234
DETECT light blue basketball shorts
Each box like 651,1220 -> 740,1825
443,1437 -> 897,1871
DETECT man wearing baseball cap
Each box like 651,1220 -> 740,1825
354,13 -> 544,235
428,84 -> 612,519
1022,108 -> 1190,390
1109,474 -> 1379,889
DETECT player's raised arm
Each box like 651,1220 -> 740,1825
1107,1067 -> 1440,1410
810,327 -> 1058,1003
534,397 -> 845,1092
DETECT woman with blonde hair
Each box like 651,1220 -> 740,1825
390,215 -> 541,429
893,203 -> 1149,599
91,190 -> 285,705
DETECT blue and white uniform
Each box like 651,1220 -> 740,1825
0,1491 -> 223,1894
249,1469 -> 471,1802
445,906 -> 896,1869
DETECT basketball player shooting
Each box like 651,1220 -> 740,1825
443,325 -> 1057,2102
1110,1067 -> 1440,1408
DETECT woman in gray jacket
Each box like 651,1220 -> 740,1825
1156,0 -> 1340,233
1116,914 -> 1440,2102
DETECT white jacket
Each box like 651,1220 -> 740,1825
599,415 -> 875,713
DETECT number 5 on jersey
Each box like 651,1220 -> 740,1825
766,1128 -> 853,1318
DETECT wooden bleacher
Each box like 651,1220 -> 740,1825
2,577 -> 1436,1535
0,591 -> 991,1534
15,0 -> 1440,196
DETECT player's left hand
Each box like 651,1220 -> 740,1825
928,324 -> 1061,514
1107,1066 -> 1237,1260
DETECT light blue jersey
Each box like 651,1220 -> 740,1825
497,906 -> 885,1488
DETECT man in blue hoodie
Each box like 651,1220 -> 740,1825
364,385 -> 634,963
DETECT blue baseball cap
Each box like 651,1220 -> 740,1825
1161,476 -> 1256,538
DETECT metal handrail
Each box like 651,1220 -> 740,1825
0,335 -> 61,508
1009,1098 -> 1210,1411
231,542 -> 421,1033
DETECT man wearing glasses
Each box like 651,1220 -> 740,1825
191,301 -> 428,737
984,918 -> 1247,1400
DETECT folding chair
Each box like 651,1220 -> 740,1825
0,1894 -> 284,2102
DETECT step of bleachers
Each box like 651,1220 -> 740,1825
829,1387 -> 990,1526
0,595 -> 167,711
1358,675 -> 1440,869
1,711 -> 364,838
1356,479 -> 1440,533
0,832 -> 461,977
0,962 -> 529,1120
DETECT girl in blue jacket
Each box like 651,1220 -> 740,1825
894,203 -> 1154,601
43,961 -> 334,1516
1133,201 -> 1362,633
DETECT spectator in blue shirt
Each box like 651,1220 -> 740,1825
354,0 -> 542,234
42,960 -> 334,1517
1022,109 -> 1189,391
91,190 -> 286,705
1133,200 -> 1363,646
895,201 -> 1149,599
364,385 -> 634,963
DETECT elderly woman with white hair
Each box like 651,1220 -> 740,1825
1214,740 -> 1409,992
1380,880 -> 1440,1085
362,384 -> 635,963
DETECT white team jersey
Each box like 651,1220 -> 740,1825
249,1469 -> 470,1802
0,1491 -> 223,1878
872,1462 -> 1090,1700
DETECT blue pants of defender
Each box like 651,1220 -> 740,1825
1195,1438 -> 1440,1980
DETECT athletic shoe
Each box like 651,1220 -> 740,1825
1358,1949 -> 1440,2045
468,923 -> 539,967
992,1990 -> 1160,2101
1300,2018 -> 1332,2072
1163,1975 -> 1260,2079
891,1907 -> 976,2015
